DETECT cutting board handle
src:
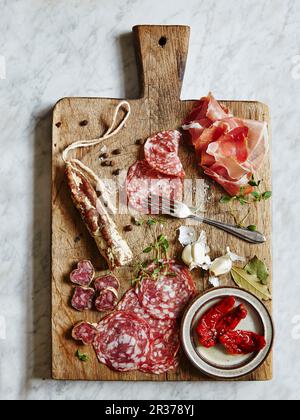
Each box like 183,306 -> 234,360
133,25 -> 190,100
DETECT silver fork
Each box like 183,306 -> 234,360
144,194 -> 266,244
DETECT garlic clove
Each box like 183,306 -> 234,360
210,255 -> 233,276
182,244 -> 193,266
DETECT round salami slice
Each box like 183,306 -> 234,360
126,160 -> 183,213
140,327 -> 180,375
144,130 -> 185,178
70,260 -> 95,287
95,287 -> 118,312
72,321 -> 98,345
93,310 -> 151,372
94,274 -> 120,292
117,288 -> 176,340
136,261 -> 196,320
71,286 -> 95,312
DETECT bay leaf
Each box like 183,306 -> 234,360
245,256 -> 269,285
231,266 -> 272,301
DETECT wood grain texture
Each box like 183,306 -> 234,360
52,25 -> 272,381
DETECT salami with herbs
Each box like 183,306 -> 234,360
94,274 -> 120,292
144,130 -> 185,178
126,160 -> 183,213
95,287 -> 119,312
72,321 -> 98,345
71,286 -> 95,312
70,260 -> 95,287
136,261 -> 196,320
93,310 -> 151,372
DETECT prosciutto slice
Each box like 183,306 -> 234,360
183,93 -> 268,196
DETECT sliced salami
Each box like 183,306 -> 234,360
72,321 -> 98,345
136,261 -> 196,320
70,260 -> 95,287
71,286 -> 95,312
144,130 -> 185,178
126,160 -> 183,213
140,327 -> 180,375
94,274 -> 120,292
117,288 -> 176,340
93,311 -> 151,372
95,287 -> 119,312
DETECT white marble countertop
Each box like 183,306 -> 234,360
1,0 -> 300,400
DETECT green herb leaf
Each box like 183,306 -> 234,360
220,195 -> 232,204
262,191 -> 272,200
157,234 -> 166,243
134,219 -> 144,226
251,191 -> 261,200
238,198 -> 247,205
143,246 -> 153,253
247,225 -> 257,232
76,350 -> 89,362
147,219 -> 156,226
245,256 -> 269,285
231,266 -> 271,301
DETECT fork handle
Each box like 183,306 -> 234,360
190,215 -> 266,244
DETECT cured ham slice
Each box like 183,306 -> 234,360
183,93 -> 268,196
144,130 -> 185,178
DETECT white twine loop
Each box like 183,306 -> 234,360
62,100 -> 131,186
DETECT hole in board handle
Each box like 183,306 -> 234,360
159,36 -> 167,48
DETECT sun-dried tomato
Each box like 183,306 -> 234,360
196,296 -> 236,348
219,330 -> 266,355
216,304 -> 248,337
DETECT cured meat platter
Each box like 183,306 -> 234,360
52,25 -> 272,381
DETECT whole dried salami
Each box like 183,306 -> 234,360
126,160 -> 183,213
72,321 -> 98,345
93,310 -> 151,372
136,261 -> 196,320
95,287 -> 118,312
94,274 -> 120,292
70,260 -> 95,287
71,286 -> 95,312
144,130 -> 185,178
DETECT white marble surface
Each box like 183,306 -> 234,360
0,0 -> 300,400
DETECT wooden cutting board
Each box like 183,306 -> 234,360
52,25 -> 272,381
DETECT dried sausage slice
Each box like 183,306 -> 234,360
72,321 -> 98,345
126,160 -> 183,213
94,274 -> 120,292
136,261 -> 196,320
144,130 -> 185,178
93,310 -> 151,372
95,287 -> 118,312
71,286 -> 95,312
70,260 -> 95,287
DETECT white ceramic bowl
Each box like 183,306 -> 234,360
181,287 -> 274,379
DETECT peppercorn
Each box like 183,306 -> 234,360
124,225 -> 133,232
79,120 -> 88,126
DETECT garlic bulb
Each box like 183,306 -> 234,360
181,230 -> 211,270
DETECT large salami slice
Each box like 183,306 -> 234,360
70,260 -> 95,287
72,321 -> 98,345
95,287 -> 118,312
136,261 -> 196,320
144,130 -> 185,178
126,160 -> 183,213
94,274 -> 120,292
71,286 -> 95,312
140,327 -> 180,375
117,288 -> 176,340
93,311 -> 151,372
